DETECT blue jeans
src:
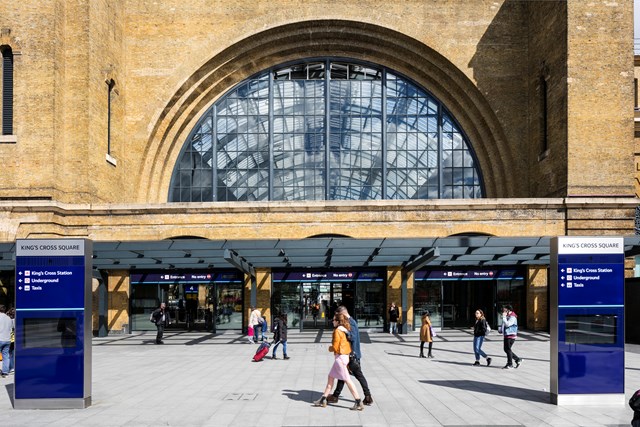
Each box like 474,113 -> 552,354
0,341 -> 10,374
8,343 -> 13,372
473,336 -> 487,360
272,340 -> 287,357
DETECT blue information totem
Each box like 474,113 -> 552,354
14,239 -> 92,409
550,237 -> 624,405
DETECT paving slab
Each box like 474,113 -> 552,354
0,329 -> 636,426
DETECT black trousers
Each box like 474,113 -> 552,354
503,337 -> 520,366
420,341 -> 432,355
333,359 -> 371,397
156,324 -> 164,343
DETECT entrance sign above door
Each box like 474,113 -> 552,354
130,270 -> 243,284
415,269 -> 524,280
272,270 -> 384,282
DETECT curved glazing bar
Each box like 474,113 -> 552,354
169,59 -> 483,202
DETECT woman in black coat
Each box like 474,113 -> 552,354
271,313 -> 289,360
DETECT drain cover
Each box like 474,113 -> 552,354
223,393 -> 257,401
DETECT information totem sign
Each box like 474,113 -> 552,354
550,237 -> 624,405
14,239 -> 92,409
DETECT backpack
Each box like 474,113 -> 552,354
630,389 -> 640,412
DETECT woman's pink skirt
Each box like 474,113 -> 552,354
328,354 -> 350,381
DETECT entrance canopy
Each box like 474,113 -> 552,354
2,236 -> 640,272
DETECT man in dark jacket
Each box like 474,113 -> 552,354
151,302 -> 171,344
327,305 -> 374,406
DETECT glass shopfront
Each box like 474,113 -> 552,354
271,270 -> 385,330
414,268 -> 525,330
130,270 -> 244,332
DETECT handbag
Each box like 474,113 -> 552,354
347,352 -> 360,374
430,326 -> 437,338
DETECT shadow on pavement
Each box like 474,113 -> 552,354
3,383 -> 14,407
282,389 -> 317,402
425,360 -> 474,367
419,379 -> 550,403
384,351 -> 421,358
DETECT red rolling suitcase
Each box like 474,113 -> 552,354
252,341 -> 271,362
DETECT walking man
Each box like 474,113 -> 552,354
151,302 -> 171,344
327,305 -> 374,406
500,304 -> 522,369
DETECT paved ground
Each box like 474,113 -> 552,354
0,328 -> 637,426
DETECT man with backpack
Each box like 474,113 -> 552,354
630,389 -> 640,427
327,305 -> 373,406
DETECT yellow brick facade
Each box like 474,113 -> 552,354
0,1 -> 637,333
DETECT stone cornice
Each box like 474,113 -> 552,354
0,197 -> 637,216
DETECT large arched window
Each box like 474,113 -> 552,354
169,59 -> 483,202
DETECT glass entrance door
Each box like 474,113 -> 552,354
414,281 -> 442,329
166,284 -> 213,331
273,280 -> 384,331
167,283 -> 244,331
442,280 -> 494,328
271,282 -> 301,330
214,283 -> 243,330
301,283 -> 327,329
129,270 -> 245,333
298,282 -> 358,329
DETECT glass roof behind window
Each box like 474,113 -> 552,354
169,59 -> 483,202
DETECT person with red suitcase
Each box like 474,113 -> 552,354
252,340 -> 271,362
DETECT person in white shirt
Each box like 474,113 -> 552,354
0,305 -> 14,377
248,306 -> 262,344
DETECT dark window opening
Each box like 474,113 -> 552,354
1,45 -> 13,135
107,79 -> 115,155
540,75 -> 548,156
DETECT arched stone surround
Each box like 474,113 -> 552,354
138,20 -> 515,203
